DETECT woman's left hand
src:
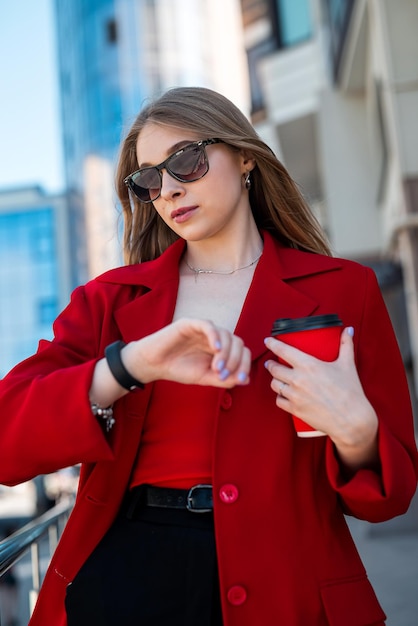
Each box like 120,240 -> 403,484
264,327 -> 379,471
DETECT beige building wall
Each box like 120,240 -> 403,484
251,0 -> 418,395
337,0 -> 418,390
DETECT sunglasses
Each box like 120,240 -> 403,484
124,138 -> 222,203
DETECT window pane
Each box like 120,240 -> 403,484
0,207 -> 58,376
277,0 -> 312,47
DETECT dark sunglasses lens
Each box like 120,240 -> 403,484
129,169 -> 161,202
127,142 -> 211,202
168,144 -> 208,181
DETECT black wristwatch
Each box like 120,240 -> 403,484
104,340 -> 145,391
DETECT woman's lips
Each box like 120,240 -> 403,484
171,206 -> 198,223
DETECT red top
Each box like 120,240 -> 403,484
130,380 -> 220,488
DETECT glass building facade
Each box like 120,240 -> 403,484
0,189 -> 70,377
54,0 -> 155,195
55,0 -> 124,193
53,0 -> 156,281
53,0 -> 249,280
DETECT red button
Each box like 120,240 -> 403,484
227,585 -> 247,606
220,392 -> 232,410
219,484 -> 239,504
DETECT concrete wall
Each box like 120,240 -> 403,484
318,89 -> 383,256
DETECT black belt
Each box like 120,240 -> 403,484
126,484 -> 213,517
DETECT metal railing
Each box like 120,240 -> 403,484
0,498 -> 73,618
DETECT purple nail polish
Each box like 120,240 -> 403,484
219,368 -> 230,380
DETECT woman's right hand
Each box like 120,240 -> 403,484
89,319 -> 251,407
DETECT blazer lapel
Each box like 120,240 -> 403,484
235,231 -> 342,361
101,238 -> 186,344
113,278 -> 180,343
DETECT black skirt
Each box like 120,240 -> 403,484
65,500 -> 223,626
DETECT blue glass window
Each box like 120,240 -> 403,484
38,297 -> 59,326
276,0 -> 312,47
0,207 -> 58,376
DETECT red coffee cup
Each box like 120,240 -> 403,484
271,314 -> 343,437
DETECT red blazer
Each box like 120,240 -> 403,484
1,231 -> 417,626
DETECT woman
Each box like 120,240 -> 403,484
0,87 -> 417,626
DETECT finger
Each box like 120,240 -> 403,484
271,378 -> 290,398
264,358 -> 291,389
338,327 -> 355,365
182,319 -> 223,354
211,329 -> 233,377
264,336 -> 308,368
234,345 -> 252,385
203,323 -> 223,353
217,334 -> 245,381
263,358 -> 292,385
216,346 -> 252,387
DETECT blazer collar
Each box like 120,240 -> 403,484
99,231 -> 342,360
234,232 -> 342,359
99,239 -> 184,344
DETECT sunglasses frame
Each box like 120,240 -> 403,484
124,138 -> 222,203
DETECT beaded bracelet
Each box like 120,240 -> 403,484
90,403 -> 115,432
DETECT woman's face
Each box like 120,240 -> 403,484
135,123 -> 254,243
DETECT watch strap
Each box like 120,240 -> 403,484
105,340 -> 144,391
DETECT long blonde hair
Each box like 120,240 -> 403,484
116,87 -> 331,264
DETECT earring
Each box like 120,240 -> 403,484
244,172 -> 251,190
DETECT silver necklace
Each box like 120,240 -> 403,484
185,251 -> 263,276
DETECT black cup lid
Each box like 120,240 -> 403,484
271,314 -> 343,335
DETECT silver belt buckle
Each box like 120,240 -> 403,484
186,484 -> 213,513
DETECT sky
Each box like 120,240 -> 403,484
0,0 -> 64,193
